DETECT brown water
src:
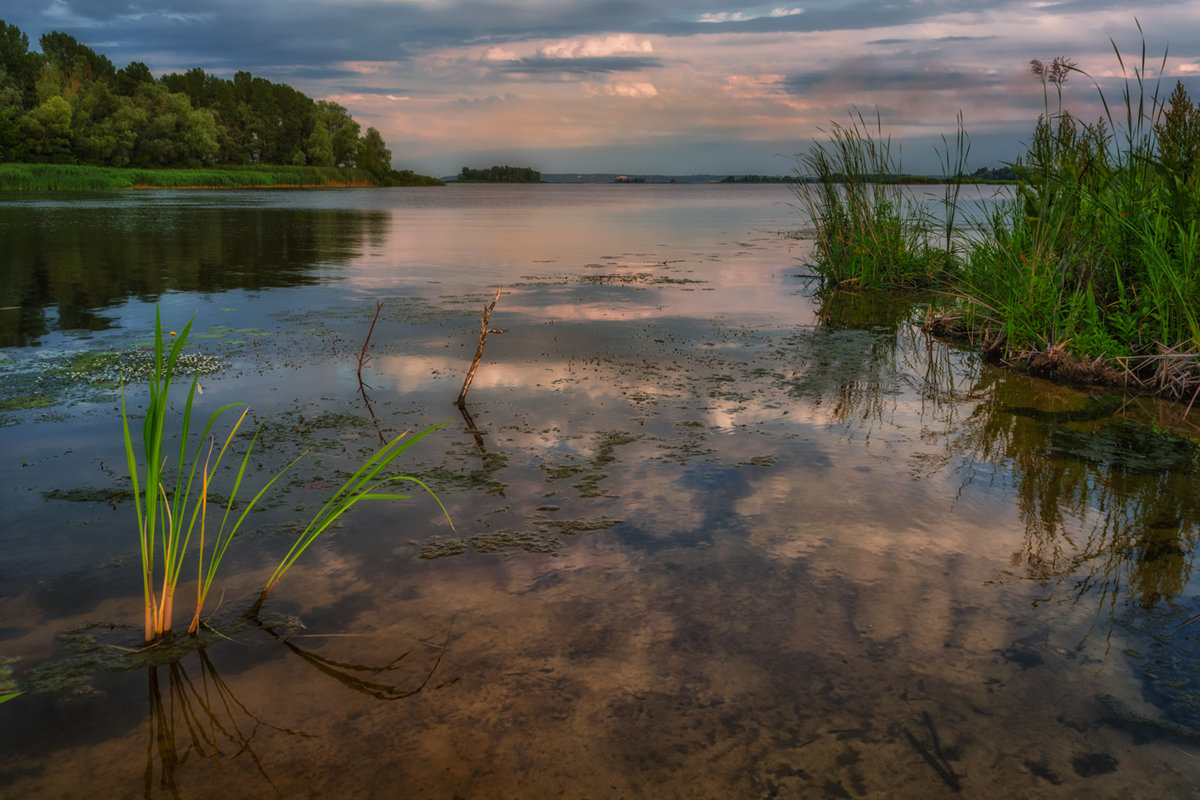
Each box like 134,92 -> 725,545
1,184 -> 1199,798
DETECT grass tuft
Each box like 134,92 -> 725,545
122,308 -> 450,642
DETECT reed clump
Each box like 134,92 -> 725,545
953,38 -> 1200,404
800,28 -> 1200,406
123,309 -> 450,643
795,110 -> 961,288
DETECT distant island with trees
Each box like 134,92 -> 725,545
456,165 -> 542,182
0,19 -> 441,189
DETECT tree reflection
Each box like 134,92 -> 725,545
0,203 -> 388,347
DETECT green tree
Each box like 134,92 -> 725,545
358,126 -> 392,178
21,94 -> 73,161
114,61 -> 153,96
39,31 -> 115,87
131,84 -> 217,166
0,19 -> 41,108
306,116 -> 335,166
315,100 -> 360,166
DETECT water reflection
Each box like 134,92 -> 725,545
144,627 -> 447,798
4,186 -> 1200,794
145,649 -> 306,798
954,374 -> 1200,612
810,288 -> 1200,617
0,198 -> 387,346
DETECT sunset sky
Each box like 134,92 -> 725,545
6,2 -> 1200,176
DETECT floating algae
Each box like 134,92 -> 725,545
541,430 -> 641,497
417,517 -> 622,559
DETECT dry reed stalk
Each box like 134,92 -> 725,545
357,300 -> 384,385
456,288 -> 502,408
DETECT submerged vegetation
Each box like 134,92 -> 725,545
796,32 -> 1200,405
123,309 -> 450,643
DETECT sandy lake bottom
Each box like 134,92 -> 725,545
1,184 -> 1200,798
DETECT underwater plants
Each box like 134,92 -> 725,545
122,309 -> 450,643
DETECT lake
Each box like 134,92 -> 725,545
1,183 -> 1199,798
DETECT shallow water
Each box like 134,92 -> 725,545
1,183 -> 1200,798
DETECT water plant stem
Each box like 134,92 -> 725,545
457,287 -> 502,407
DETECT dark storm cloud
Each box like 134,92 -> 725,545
9,1 -> 1026,73
868,36 -> 997,46
491,55 -> 664,75
783,57 -> 1002,96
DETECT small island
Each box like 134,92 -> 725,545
455,165 -> 542,183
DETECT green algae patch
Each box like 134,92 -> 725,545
43,486 -> 132,505
0,344 -> 227,425
417,516 -> 623,559
419,460 -> 508,495
0,656 -> 20,699
418,536 -> 469,559
542,430 -> 641,497
0,394 -> 54,411
740,455 -> 777,467
23,611 -> 305,697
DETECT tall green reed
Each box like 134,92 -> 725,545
123,309 -> 449,643
795,110 -> 960,287
956,29 -> 1200,377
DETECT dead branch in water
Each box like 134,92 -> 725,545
357,300 -> 387,443
456,288 -> 502,408
357,300 -> 385,386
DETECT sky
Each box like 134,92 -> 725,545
5,1 -> 1200,176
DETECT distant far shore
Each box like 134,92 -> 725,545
0,163 -> 444,191
461,172 -> 1016,185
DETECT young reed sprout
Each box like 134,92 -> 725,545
122,308 -> 450,643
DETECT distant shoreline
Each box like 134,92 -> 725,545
0,163 -> 443,191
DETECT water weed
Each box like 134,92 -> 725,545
953,31 -> 1199,399
794,110 -> 960,288
122,309 -> 450,643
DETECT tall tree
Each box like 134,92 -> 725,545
358,126 -> 392,178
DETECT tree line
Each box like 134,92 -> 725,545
458,165 -> 542,182
0,20 -> 408,183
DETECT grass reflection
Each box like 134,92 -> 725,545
145,649 -> 307,798
144,628 -> 449,798
811,287 -> 1200,616
955,371 -> 1200,614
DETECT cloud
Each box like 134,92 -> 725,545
492,55 -> 663,76
604,81 -> 659,98
699,7 -> 802,24
539,34 -> 654,59
783,56 -> 1003,96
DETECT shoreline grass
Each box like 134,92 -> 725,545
0,163 -> 443,191
796,30 -> 1200,406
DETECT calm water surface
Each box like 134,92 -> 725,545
1,184 -> 1199,798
